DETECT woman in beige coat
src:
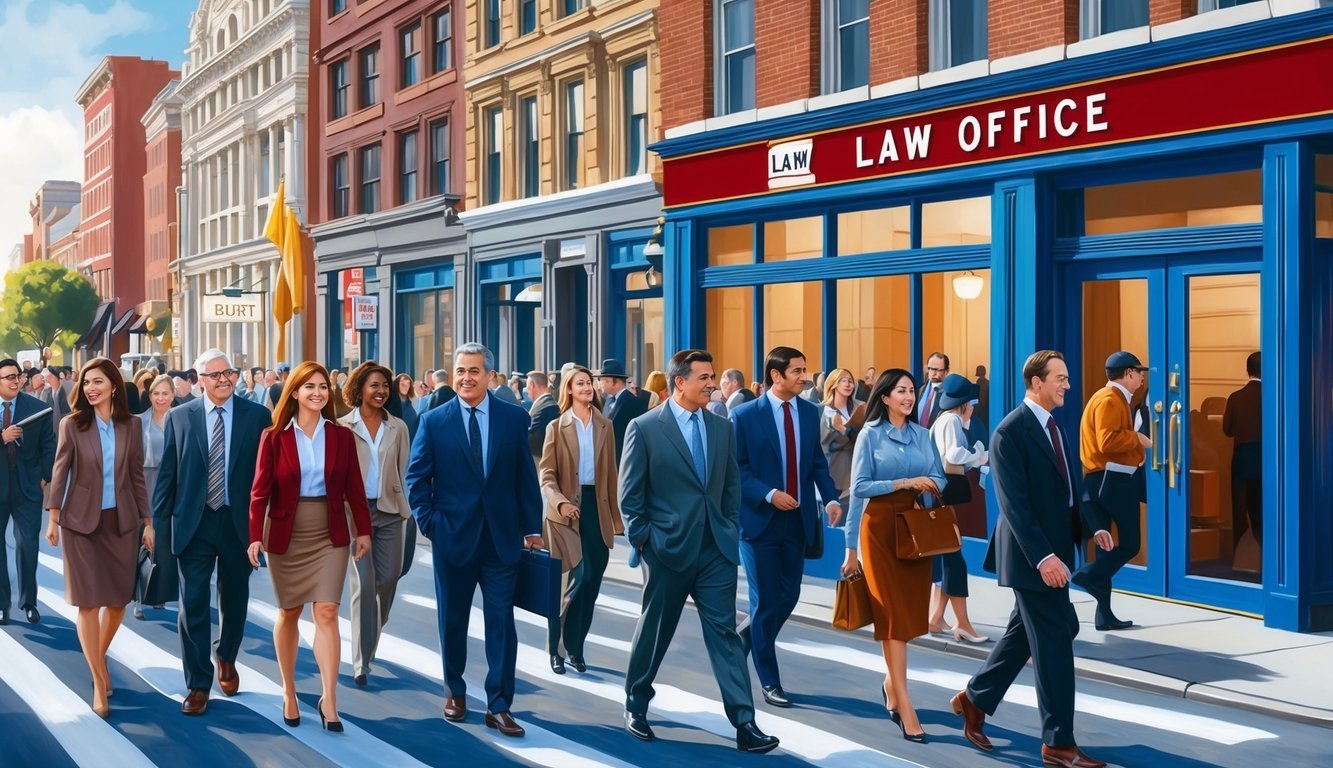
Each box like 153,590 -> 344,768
538,365 -> 623,674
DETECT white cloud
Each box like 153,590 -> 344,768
0,0 -> 157,273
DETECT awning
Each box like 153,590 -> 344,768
110,309 -> 137,335
128,315 -> 151,334
74,300 -> 116,349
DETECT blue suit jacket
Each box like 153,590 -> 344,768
406,393 -> 541,566
152,396 -> 269,555
1,392 -> 56,504
732,394 -> 840,543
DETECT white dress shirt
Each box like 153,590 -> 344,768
352,418 -> 385,500
574,412 -> 596,485
289,418 -> 330,496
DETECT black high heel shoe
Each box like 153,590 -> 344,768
283,697 -> 300,727
892,710 -> 927,743
318,697 -> 343,733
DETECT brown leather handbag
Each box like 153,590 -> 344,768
832,571 -> 872,631
887,489 -> 962,560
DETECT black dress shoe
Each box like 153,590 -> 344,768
761,685 -> 791,708
550,654 -> 566,674
133,604 -> 146,621
567,656 -> 586,673
24,607 -> 39,624
354,674 -> 368,687
736,721 -> 779,753
1095,617 -> 1134,631
624,711 -> 655,741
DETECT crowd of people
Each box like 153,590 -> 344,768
1,339 -> 1226,768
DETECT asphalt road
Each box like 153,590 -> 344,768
0,537 -> 1325,768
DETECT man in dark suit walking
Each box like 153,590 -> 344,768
916,352 -> 950,428
0,358 -> 57,625
526,370 -> 558,459
39,367 -> 72,433
425,369 -> 458,411
1223,351 -> 1262,547
595,358 -> 645,462
151,349 -> 268,716
406,342 -> 543,738
951,350 -> 1109,768
619,349 -> 779,753
732,346 -> 841,708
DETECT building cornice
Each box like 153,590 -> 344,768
465,9 -> 655,90
74,57 -> 115,108
179,5 -> 308,100
460,174 -> 659,230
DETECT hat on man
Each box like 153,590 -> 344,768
937,373 -> 980,411
1105,351 -> 1149,372
594,358 -> 629,379
276,362 -> 292,373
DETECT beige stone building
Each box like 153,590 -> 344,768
458,0 -> 664,379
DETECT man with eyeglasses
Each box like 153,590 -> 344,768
917,353 -> 951,429
0,358 -> 56,625
151,349 -> 269,715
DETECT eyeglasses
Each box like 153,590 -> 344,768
0,374 -> 19,382
926,367 -> 948,374
199,369 -> 240,381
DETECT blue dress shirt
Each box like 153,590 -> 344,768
206,396 -> 236,500
96,415 -> 116,510
666,396 -> 706,469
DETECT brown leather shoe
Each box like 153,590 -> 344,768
950,690 -> 993,752
443,696 -> 467,722
485,710 -> 526,738
217,658 -> 239,697
1042,744 -> 1107,768
181,688 -> 209,716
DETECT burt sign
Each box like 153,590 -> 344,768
663,35 -> 1333,208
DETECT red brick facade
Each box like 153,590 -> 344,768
1151,0 -> 1196,27
869,0 -> 929,86
989,0 -> 1079,60
660,0 -> 713,130
754,0 -> 820,109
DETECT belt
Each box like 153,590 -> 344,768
298,495 -> 327,502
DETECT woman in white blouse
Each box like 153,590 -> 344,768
927,373 -> 989,644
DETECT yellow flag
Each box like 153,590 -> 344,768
265,180 -> 299,359
264,180 -> 286,250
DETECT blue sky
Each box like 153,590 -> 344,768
0,0 -> 198,267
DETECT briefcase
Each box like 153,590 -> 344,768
889,491 -> 962,560
134,545 -> 172,606
513,549 -> 562,618
804,509 -> 824,560
831,572 -> 872,631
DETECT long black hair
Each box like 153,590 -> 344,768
864,368 -> 916,425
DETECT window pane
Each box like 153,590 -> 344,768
1083,170 -> 1262,236
763,281 -> 823,369
1317,155 -> 1333,239
400,131 -> 418,204
433,9 -> 453,72
486,0 -> 501,46
522,96 -> 538,198
920,196 -> 991,246
708,224 -> 753,266
331,60 -> 348,118
836,274 -> 912,378
360,144 -> 381,213
402,24 -> 421,87
949,0 -> 988,65
1101,0 -> 1148,34
838,207 -> 910,254
360,46 -> 379,107
624,61 -> 647,176
431,120 -> 450,196
839,20 -> 869,89
486,108 -> 502,204
707,287 -> 755,382
723,0 -> 755,49
763,217 -> 822,261
565,81 -> 584,190
726,49 -> 755,112
521,0 -> 536,34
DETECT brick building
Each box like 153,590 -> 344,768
309,0 -> 467,375
653,0 -> 1333,631
141,80 -> 184,365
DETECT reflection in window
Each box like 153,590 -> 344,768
1083,170 -> 1262,236
1317,155 -> 1333,239
1081,0 -> 1148,39
706,287 -> 755,381
838,207 -> 910,255
836,274 -> 912,377
921,196 -> 991,246
920,270 -> 990,400
763,282 -> 823,369
763,217 -> 822,261
405,288 -> 455,381
708,224 -> 753,266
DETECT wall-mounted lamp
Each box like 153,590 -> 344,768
952,270 -> 984,300
442,204 -> 461,227
641,216 -> 665,258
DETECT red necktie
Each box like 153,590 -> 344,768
1045,417 -> 1070,495
782,401 -> 798,499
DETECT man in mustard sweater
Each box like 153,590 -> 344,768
1072,351 -> 1152,631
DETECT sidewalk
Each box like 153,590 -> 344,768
601,547 -> 1333,727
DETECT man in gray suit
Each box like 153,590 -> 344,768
619,349 -> 779,754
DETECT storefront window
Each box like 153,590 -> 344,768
1317,154 -> 1333,239
403,289 -> 453,375
762,281 -> 823,368
920,196 -> 991,246
706,286 -> 754,381
1083,169 -> 1262,235
838,206 -> 910,255
835,274 -> 911,376
920,269 -> 991,382
763,217 -> 822,262
709,224 -> 753,266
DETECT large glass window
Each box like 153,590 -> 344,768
360,143 -> 381,214
624,60 -> 648,176
1081,170 -> 1262,236
921,196 -> 991,246
838,206 -> 911,254
330,59 -> 349,118
930,0 -> 987,71
708,224 -> 753,266
359,45 -> 379,108
520,0 -> 537,35
835,274 -> 912,377
564,81 -> 585,190
430,119 -> 451,196
920,269 -> 991,389
399,130 -> 418,205
403,286 -> 455,376
763,217 -> 822,262
433,8 -> 453,73
1081,0 -> 1148,39
825,0 -> 869,92
763,282 -> 823,368
485,0 -> 501,48
563,0 -> 587,16
401,23 -> 422,87
707,287 -> 755,381
485,107 -> 503,205
331,153 -> 349,218
717,0 -> 756,114
520,95 -> 539,199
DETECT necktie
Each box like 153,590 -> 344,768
3,401 -> 15,467
924,385 -> 939,428
689,411 -> 707,483
468,406 -> 484,475
206,406 -> 226,509
1045,416 -> 1071,498
782,401 -> 797,499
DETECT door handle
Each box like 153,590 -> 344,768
1167,401 -> 1182,489
1150,401 -> 1163,471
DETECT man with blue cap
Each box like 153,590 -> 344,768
1072,351 -> 1152,631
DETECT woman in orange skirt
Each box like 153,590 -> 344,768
842,368 -> 945,743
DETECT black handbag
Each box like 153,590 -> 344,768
513,549 -> 562,618
134,545 -> 171,606
941,473 -> 973,505
804,509 -> 824,560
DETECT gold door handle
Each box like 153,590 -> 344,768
1167,401 -> 1182,489
1150,401 -> 1163,471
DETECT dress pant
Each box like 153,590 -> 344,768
932,549 -> 970,598
1231,442 -> 1262,546
1073,485 -> 1140,623
177,506 -> 252,691
0,486 -> 42,611
967,586 -> 1080,748
436,523 -> 519,714
625,524 -> 756,728
548,486 -> 609,658
738,507 -> 804,689
350,500 -> 407,676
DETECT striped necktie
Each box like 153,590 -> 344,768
206,406 -> 226,509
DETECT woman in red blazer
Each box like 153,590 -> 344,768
248,361 -> 371,732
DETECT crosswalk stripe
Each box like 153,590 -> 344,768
0,628 -> 157,768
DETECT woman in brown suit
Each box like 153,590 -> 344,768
538,365 -> 623,674
45,358 -> 150,718
247,361 -> 372,731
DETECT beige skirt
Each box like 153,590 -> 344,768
267,498 -> 349,609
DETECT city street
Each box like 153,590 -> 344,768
1,536 -> 1324,768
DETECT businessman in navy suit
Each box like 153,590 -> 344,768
0,358 -> 57,625
732,346 -> 840,707
406,342 -> 543,738
151,349 -> 268,715
951,351 -> 1109,768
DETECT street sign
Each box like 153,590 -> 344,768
202,294 -> 262,323
352,295 -> 378,330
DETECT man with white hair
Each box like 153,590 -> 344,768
150,349 -> 269,716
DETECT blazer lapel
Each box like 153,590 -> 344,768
658,405 -> 703,488
323,422 -> 337,490
191,400 -> 208,463
559,411 -> 579,465
756,395 -> 784,465
1023,406 -> 1066,479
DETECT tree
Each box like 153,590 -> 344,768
0,260 -> 99,363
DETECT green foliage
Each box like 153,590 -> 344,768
0,260 -> 99,360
